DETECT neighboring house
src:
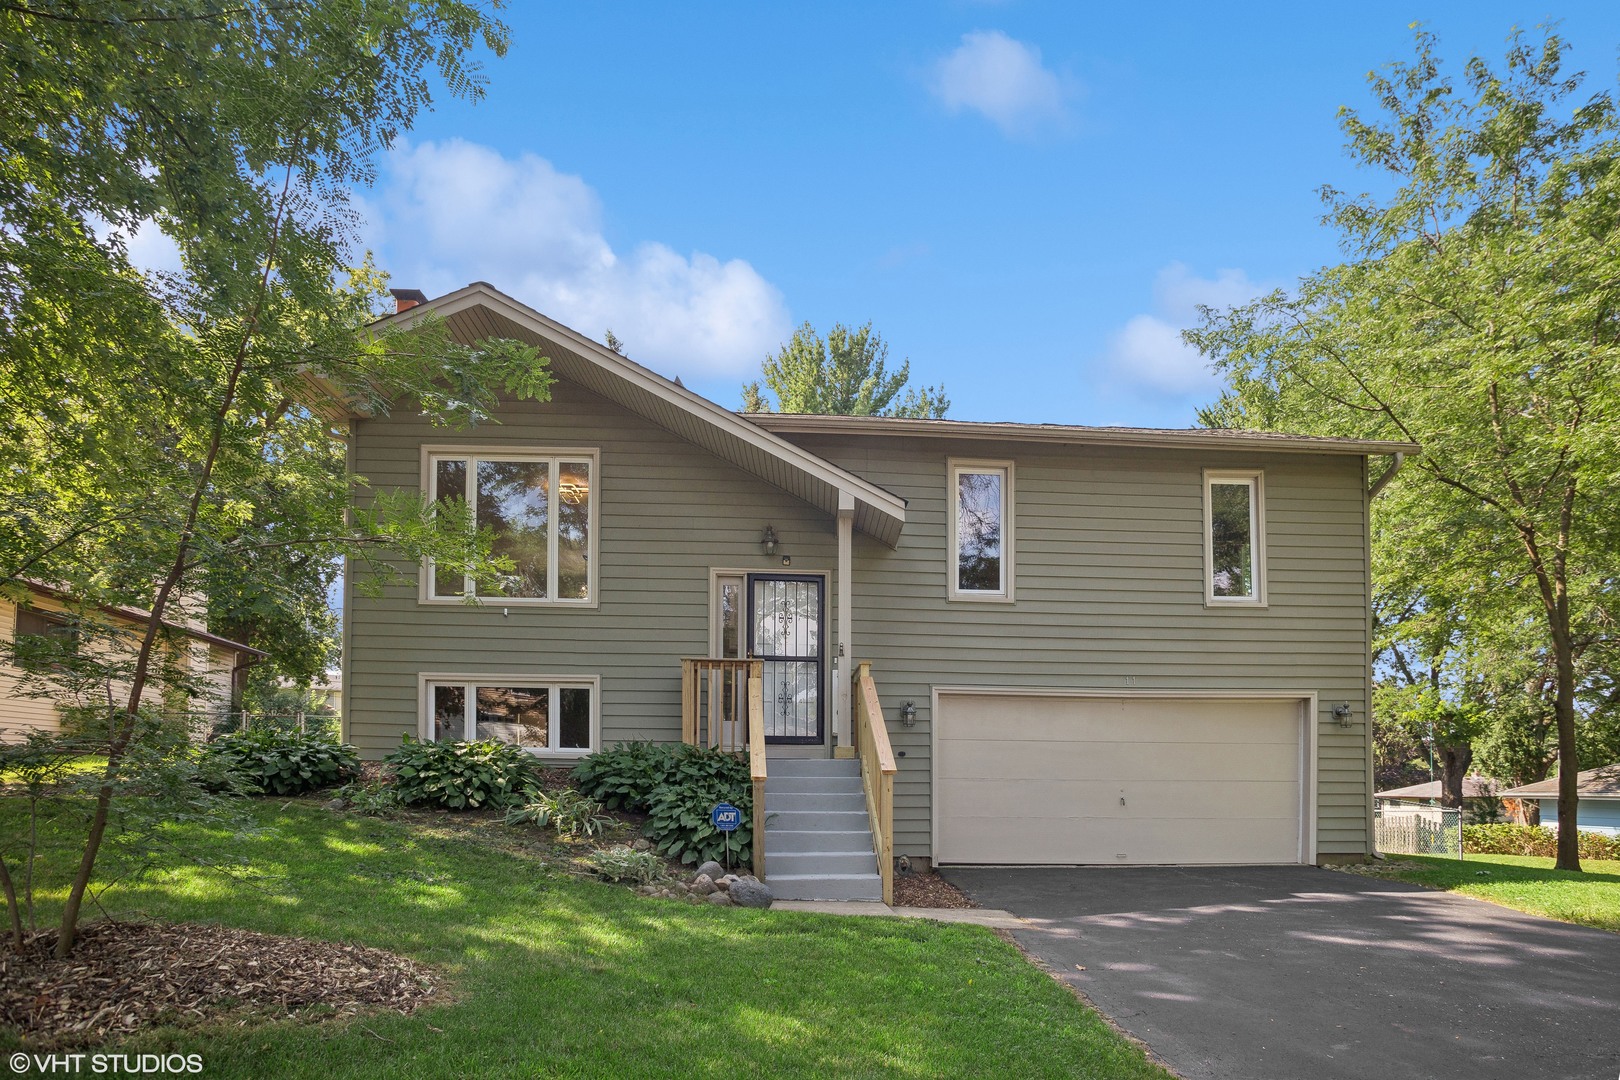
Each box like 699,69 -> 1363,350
0,581 -> 263,737
302,283 -> 1415,886
1374,776 -> 1530,825
1499,766 -> 1620,836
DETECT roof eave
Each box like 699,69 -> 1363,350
745,413 -> 1421,457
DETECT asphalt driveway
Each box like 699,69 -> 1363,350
943,865 -> 1620,1080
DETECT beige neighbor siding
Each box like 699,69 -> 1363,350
0,596 -> 236,739
344,380 -> 842,759
781,434 -> 1373,861
0,598 -> 66,736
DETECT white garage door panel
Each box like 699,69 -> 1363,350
941,778 -> 1302,823
936,693 -> 1307,865
940,738 -> 1297,784
946,813 -> 1303,865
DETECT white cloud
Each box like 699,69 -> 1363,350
364,139 -> 791,378
930,30 -> 1073,136
1103,262 -> 1270,396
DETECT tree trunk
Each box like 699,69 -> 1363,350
1437,743 -> 1473,809
1552,633 -> 1582,872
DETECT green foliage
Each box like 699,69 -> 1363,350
386,737 -> 538,811
202,728 -> 360,796
574,743 -> 754,866
1463,824 -> 1620,861
0,0 -> 550,952
503,789 -> 613,838
335,779 -> 403,816
585,844 -> 667,885
571,741 -> 680,810
741,322 -> 949,418
640,747 -> 754,866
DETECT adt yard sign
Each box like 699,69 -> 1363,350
711,802 -> 742,832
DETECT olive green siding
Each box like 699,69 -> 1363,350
344,381 -> 841,759
346,377 -> 1375,860
783,434 -> 1372,859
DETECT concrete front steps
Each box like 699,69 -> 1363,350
763,758 -> 882,901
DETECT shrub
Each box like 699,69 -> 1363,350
202,727 -> 360,796
1463,822 -> 1620,860
504,788 -> 613,838
336,778 -> 402,816
642,744 -> 753,866
574,742 -> 754,865
571,741 -> 677,810
586,844 -> 667,885
385,736 -> 538,810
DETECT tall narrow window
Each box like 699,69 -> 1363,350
1205,471 -> 1265,604
424,450 -> 597,603
949,460 -> 1014,601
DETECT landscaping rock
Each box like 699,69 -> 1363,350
707,892 -> 733,906
716,875 -> 738,892
690,875 -> 718,897
728,876 -> 773,908
323,798 -> 346,811
632,839 -> 652,852
695,860 -> 725,881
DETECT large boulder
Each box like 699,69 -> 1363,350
728,876 -> 773,909
695,860 -> 726,881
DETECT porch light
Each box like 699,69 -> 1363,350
761,525 -> 779,556
1332,703 -> 1352,727
900,700 -> 917,727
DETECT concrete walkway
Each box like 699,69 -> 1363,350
944,865 -> 1620,1080
771,898 -> 1025,928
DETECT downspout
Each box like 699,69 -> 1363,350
1367,451 -> 1405,501
1361,451 -> 1404,862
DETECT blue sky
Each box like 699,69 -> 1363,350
354,2 -> 1620,428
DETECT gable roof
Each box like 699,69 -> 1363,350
1374,777 -> 1499,801
746,414 -> 1419,457
14,580 -> 265,657
1498,765 -> 1620,800
298,283 -> 908,547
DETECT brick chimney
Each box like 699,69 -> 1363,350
390,287 -> 428,314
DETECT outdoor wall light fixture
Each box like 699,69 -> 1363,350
1332,703 -> 1353,727
900,700 -> 917,727
761,525 -> 779,557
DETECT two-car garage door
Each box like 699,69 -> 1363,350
934,692 -> 1310,865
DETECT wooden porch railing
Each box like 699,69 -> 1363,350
852,660 -> 898,905
680,658 -> 766,878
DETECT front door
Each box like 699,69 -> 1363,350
748,574 -> 824,744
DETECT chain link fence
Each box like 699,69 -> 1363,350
1375,804 -> 1463,858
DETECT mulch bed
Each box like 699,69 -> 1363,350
892,870 -> 979,909
0,921 -> 436,1047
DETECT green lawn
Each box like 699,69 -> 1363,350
1376,853 -> 1620,933
0,801 -> 1170,1079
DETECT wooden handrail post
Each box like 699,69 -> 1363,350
681,659 -> 695,746
748,659 -> 766,879
851,661 -> 897,906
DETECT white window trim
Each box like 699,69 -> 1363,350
947,458 -> 1015,602
418,444 -> 601,608
1203,468 -> 1267,607
417,672 -> 601,758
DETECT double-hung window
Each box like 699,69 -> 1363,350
948,459 -> 1014,601
424,676 -> 598,756
12,606 -> 78,674
424,448 -> 597,604
1204,470 -> 1265,605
